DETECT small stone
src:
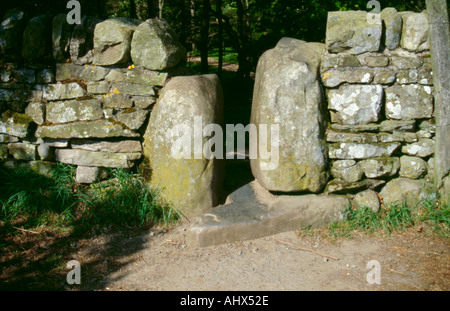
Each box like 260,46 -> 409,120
399,156 -> 427,179
402,139 -> 435,157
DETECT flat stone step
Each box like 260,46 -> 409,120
188,180 -> 349,247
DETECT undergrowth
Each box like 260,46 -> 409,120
299,194 -> 450,240
0,163 -> 180,236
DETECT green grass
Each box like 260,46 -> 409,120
0,163 -> 180,235
188,47 -> 239,65
301,194 -> 450,240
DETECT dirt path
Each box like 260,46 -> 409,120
70,220 -> 449,291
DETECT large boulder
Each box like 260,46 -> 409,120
142,74 -> 224,217
93,17 -> 142,66
130,18 -> 187,70
250,38 -> 328,193
22,15 -> 52,61
380,178 -> 427,208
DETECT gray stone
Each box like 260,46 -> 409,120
52,13 -> 73,62
22,15 -> 52,61
43,138 -> 69,147
359,157 -> 400,178
331,160 -> 363,183
93,17 -> 142,66
46,99 -> 103,123
379,120 -> 416,132
399,156 -> 427,179
381,8 -> 403,50
359,54 -> 389,67
325,179 -> 385,194
105,67 -> 170,86
102,93 -> 133,108
20,161 -> 55,176
390,56 -> 423,70
320,53 -> 361,68
321,68 -> 373,87
56,63 -> 110,82
326,130 -> 378,144
0,134 -> 19,143
55,149 -> 141,168
37,142 -> 53,161
0,113 -> 34,138
143,74 -> 224,217
25,102 -> 45,125
330,121 -> 415,133
327,84 -> 383,125
378,132 -> 418,143
385,85 -> 434,120
76,166 -> 101,184
37,69 -> 55,84
352,189 -> 380,212
326,11 -> 382,54
7,142 -> 36,160
372,67 -> 397,84
70,16 -> 101,65
71,139 -> 142,153
109,82 -> 156,96
0,8 -> 28,56
380,178 -> 427,208
329,142 -> 400,159
400,12 -> 430,52
396,69 -> 419,84
132,96 -> 156,109
0,144 -> 8,159
43,82 -> 86,101
188,180 -> 348,247
250,38 -> 328,193
131,18 -> 187,71
115,109 -> 149,130
87,81 -> 110,94
402,139 -> 435,157
36,120 -> 139,139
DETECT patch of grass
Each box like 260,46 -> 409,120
300,193 -> 450,240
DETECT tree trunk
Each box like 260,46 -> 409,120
235,0 -> 251,79
200,0 -> 210,74
215,0 -> 223,76
129,0 -> 137,19
146,0 -> 158,18
190,0 -> 197,51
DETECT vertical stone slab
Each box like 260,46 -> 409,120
426,0 -> 450,203
142,74 -> 224,217
250,38 -> 328,193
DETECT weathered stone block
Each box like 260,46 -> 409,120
399,156 -> 427,179
0,113 -> 34,138
56,149 -> 141,168
372,67 -> 397,84
381,8 -> 403,50
131,18 -> 187,71
0,134 -> 19,143
7,142 -> 36,160
36,120 -> 140,139
385,85 -> 434,120
320,53 -> 361,68
70,16 -> 101,65
326,11 -> 382,54
326,130 -> 378,144
325,179 -> 385,194
380,178 -> 427,208
46,99 -> 103,124
102,93 -> 133,108
328,85 -> 383,125
0,144 -> 8,159
400,12 -> 430,52
109,82 -> 156,96
331,160 -> 363,183
71,139 -> 142,153
329,142 -> 400,159
250,38 -> 328,192
87,81 -> 110,94
396,70 -> 419,84
93,17 -> 142,66
390,56 -> 423,70
402,139 -> 435,157
76,166 -> 101,184
115,109 -> 149,130
43,82 -> 86,101
359,157 -> 400,178
321,68 -> 373,87
37,69 -> 55,84
353,189 -> 380,212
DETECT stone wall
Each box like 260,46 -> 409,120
0,9 -> 188,183
320,9 -> 436,209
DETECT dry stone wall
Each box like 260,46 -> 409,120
321,8 -> 436,208
0,9 -> 188,184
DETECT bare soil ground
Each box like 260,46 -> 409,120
2,219 -> 448,291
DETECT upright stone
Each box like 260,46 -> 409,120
426,0 -> 450,204
52,13 -> 74,62
326,11 -> 382,54
251,38 -> 328,193
142,74 -> 224,217
93,17 -> 142,66
400,12 -> 430,52
131,18 -> 187,70
70,16 -> 101,65
0,8 -> 28,57
22,15 -> 52,61
381,8 -> 402,50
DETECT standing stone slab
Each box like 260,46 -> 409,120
143,74 -> 224,217
131,18 -> 187,71
385,85 -> 434,120
93,17 -> 142,66
22,15 -> 52,61
250,38 -> 328,193
326,11 -> 382,54
381,8 -> 403,50
400,12 -> 430,52
327,84 -> 383,125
